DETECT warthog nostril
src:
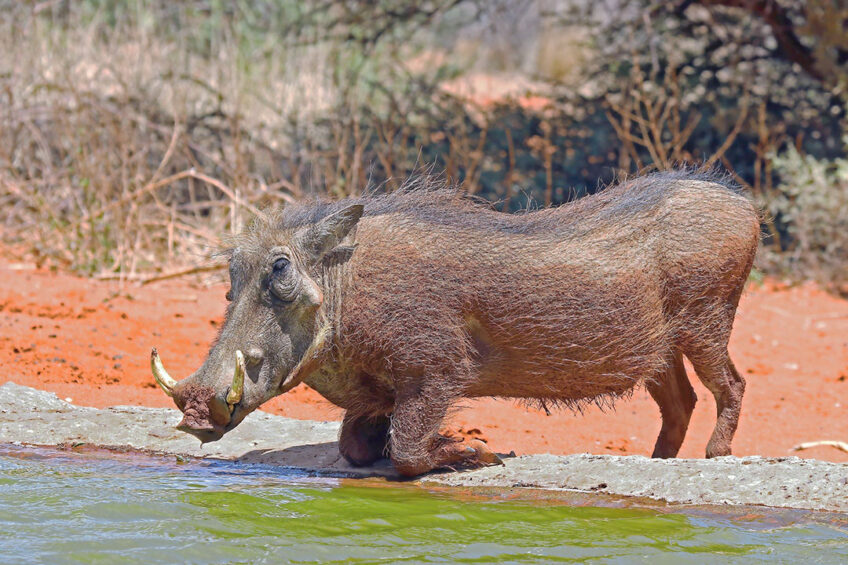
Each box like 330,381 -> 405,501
245,348 -> 264,365
176,418 -> 224,444
176,421 -> 215,433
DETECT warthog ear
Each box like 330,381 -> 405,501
299,204 -> 364,260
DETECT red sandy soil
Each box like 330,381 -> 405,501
1,257 -> 846,463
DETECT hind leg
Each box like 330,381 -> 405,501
688,352 -> 745,458
648,349 -> 697,458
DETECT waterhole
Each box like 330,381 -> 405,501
1,444 -> 846,564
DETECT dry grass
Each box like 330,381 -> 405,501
0,3 -> 486,282
0,4 -> 334,281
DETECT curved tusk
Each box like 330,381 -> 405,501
151,348 -> 178,397
227,350 -> 245,411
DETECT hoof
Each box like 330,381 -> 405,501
467,439 -> 504,466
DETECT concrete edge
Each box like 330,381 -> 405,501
1,382 -> 846,512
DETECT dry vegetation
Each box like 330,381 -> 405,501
0,3 -> 330,280
0,1 -> 845,289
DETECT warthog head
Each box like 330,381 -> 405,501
152,204 -> 363,443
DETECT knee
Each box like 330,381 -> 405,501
686,388 -> 698,411
723,372 -> 745,405
340,435 -> 381,467
734,373 -> 746,394
339,414 -> 390,467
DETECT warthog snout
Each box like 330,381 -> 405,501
152,348 -> 248,443
172,384 -> 230,443
176,419 -> 225,444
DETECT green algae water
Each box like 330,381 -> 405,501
1,445 -> 846,564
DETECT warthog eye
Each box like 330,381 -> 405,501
273,257 -> 290,274
269,256 -> 297,305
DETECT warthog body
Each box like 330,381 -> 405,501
153,170 -> 759,476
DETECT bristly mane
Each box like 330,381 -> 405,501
227,165 -> 744,254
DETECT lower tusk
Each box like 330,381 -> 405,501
227,350 -> 245,411
151,348 -> 178,397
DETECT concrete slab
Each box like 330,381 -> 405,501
1,382 -> 846,511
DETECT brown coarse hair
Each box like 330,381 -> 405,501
239,169 -> 759,475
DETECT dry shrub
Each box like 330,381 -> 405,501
758,140 -> 848,292
605,61 -> 748,173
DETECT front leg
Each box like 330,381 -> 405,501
389,382 -> 498,477
339,412 -> 391,467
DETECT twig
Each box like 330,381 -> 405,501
186,169 -> 266,220
140,263 -> 227,285
74,168 -> 265,230
94,262 -> 227,284
149,120 -> 182,185
792,441 -> 848,454
701,91 -> 749,170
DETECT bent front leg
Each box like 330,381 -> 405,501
389,383 -> 490,477
339,412 -> 390,467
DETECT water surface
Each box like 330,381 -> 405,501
1,445 -> 846,564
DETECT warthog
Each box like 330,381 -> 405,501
152,170 -> 759,476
